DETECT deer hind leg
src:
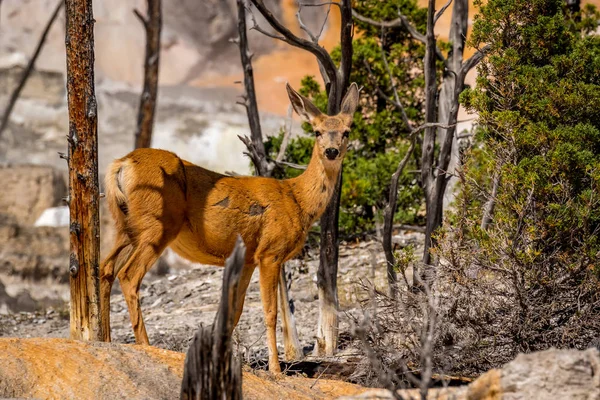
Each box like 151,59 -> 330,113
100,233 -> 131,342
115,207 -> 184,345
116,240 -> 168,345
258,256 -> 282,374
113,159 -> 186,344
278,267 -> 303,361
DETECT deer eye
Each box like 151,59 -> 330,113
343,131 -> 350,139
314,130 -> 322,137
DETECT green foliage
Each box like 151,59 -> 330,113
439,0 -> 600,373
265,0 -> 441,235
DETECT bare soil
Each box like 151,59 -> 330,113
0,234 -> 424,369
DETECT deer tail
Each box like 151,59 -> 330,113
104,160 -> 129,216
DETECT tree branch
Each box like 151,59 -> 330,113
379,47 -> 411,131
316,3 -> 332,40
363,59 -> 411,131
133,8 -> 148,29
298,1 -> 340,8
434,0 -> 453,24
352,9 -> 446,63
248,0 -> 338,87
383,133 -> 417,297
295,0 -> 335,46
296,4 -> 319,43
339,0 -> 353,92
412,122 -> 456,134
0,0 -> 63,141
461,44 -> 491,76
248,12 -> 287,42
134,0 -> 162,149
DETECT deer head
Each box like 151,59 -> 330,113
286,83 -> 359,168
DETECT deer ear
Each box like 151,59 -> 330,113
286,83 -> 323,123
340,82 -> 359,120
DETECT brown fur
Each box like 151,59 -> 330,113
100,83 -> 360,373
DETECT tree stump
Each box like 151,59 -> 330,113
180,237 -> 244,400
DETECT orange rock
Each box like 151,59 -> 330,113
0,337 -> 367,400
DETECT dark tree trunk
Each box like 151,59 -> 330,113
315,0 -> 353,356
315,170 -> 342,355
64,0 -> 101,341
382,138 -> 416,296
0,0 -> 63,142
134,0 -> 162,149
236,0 -> 270,176
180,237 -> 244,400
419,0 -> 439,273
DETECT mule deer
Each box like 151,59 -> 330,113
100,82 -> 359,373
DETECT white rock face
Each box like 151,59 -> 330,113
34,206 -> 69,228
0,0 -> 304,176
0,0 -> 286,85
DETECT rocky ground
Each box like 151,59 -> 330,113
0,232 -> 424,367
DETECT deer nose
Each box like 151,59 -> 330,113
325,148 -> 339,160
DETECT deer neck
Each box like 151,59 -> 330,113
288,144 -> 341,226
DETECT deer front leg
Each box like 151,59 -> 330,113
258,257 -> 282,374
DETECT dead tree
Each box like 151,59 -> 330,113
233,0 -> 302,361
0,0 -> 63,142
133,0 -> 162,149
355,0 -> 489,286
421,0 -> 488,272
235,0 -> 271,177
363,42 -> 453,296
180,237 -> 244,400
248,0 -> 353,357
64,0 -> 102,341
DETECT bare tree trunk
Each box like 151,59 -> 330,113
314,0 -> 353,357
356,1 -> 489,290
0,0 -> 63,142
180,237 -> 244,400
235,0 -> 301,360
434,0 -> 468,221
481,166 -> 501,231
314,173 -> 341,356
65,0 -> 101,341
383,138 -> 416,296
420,0 -> 487,283
133,0 -> 162,149
419,0 -> 439,274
